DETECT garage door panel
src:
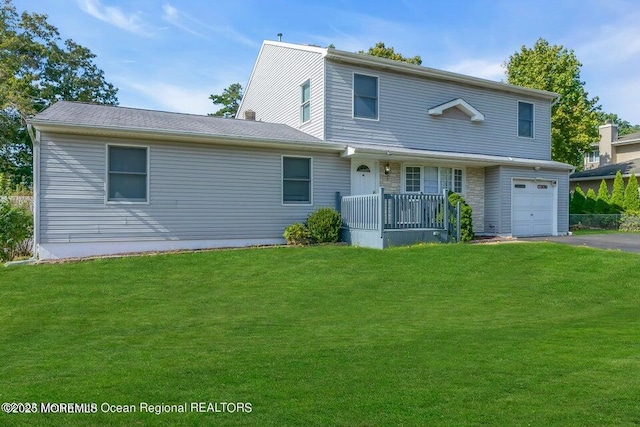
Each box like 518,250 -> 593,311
512,179 -> 554,237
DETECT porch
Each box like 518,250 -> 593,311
338,188 -> 461,249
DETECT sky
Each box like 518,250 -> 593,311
14,0 -> 640,124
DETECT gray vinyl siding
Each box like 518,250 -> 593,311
496,166 -> 569,235
238,44 -> 325,139
324,61 -> 552,160
38,133 -> 350,243
483,166 -> 501,235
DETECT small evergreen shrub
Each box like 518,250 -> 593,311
619,212 -> 640,232
594,180 -> 611,214
583,188 -> 597,213
611,171 -> 625,211
570,185 -> 586,214
623,173 -> 640,212
0,197 -> 33,262
306,207 -> 343,243
448,192 -> 474,242
283,222 -> 311,245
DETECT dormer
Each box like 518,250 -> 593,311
428,98 -> 484,122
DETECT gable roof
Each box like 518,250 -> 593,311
259,41 -> 559,101
614,131 -> 640,145
28,101 -> 335,149
571,158 -> 640,180
428,98 -> 485,122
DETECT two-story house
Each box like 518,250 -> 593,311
27,40 -> 572,259
571,119 -> 640,193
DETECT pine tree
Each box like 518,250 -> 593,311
610,171 -> 625,212
584,188 -> 597,213
623,173 -> 640,212
594,180 -> 611,213
570,185 -> 586,214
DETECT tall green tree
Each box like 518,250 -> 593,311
611,171 -> 626,211
570,184 -> 586,214
505,38 -> 600,166
623,173 -> 640,212
359,42 -> 422,65
584,188 -> 597,213
0,0 -> 118,186
209,83 -> 243,117
597,112 -> 640,137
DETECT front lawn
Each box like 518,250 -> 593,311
1,244 -> 639,426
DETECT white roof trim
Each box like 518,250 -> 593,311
341,143 -> 574,171
428,98 -> 485,122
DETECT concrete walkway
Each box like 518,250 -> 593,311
522,233 -> 640,253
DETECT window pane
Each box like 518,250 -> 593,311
354,97 -> 377,119
423,166 -> 439,193
518,119 -> 532,138
283,180 -> 310,202
109,146 -> 147,173
518,102 -> 533,120
109,174 -> 146,201
283,157 -> 310,179
454,169 -> 463,193
406,166 -> 421,192
301,81 -> 310,102
354,74 -> 377,98
302,102 -> 310,122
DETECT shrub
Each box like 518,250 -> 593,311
619,211 -> 640,232
570,185 -> 586,214
594,180 -> 611,214
583,188 -> 597,213
448,192 -> 474,242
283,223 -> 311,245
611,171 -> 625,211
623,173 -> 640,212
306,207 -> 343,243
0,197 -> 33,262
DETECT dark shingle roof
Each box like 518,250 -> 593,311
30,101 -> 322,144
616,131 -> 640,143
571,158 -> 640,179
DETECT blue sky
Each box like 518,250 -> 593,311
15,0 -> 640,123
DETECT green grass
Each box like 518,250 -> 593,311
1,243 -> 639,426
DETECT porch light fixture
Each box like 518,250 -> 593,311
384,163 -> 391,175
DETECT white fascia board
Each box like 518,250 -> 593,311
263,40 -> 328,55
342,144 -> 574,171
29,121 -> 346,153
612,138 -> 640,146
570,174 -> 630,181
323,50 -> 558,101
428,98 -> 485,122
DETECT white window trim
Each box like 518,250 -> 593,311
587,149 -> 599,163
281,155 -> 313,206
105,143 -> 150,205
300,79 -> 311,124
401,164 -> 466,196
352,72 -> 380,121
517,100 -> 535,139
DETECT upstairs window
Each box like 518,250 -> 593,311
283,156 -> 312,205
107,145 -> 148,202
518,101 -> 534,138
353,74 -> 378,119
587,149 -> 599,163
301,80 -> 310,123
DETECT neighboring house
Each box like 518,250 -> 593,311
27,40 -> 572,259
571,120 -> 640,193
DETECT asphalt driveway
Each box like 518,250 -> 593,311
523,233 -> 640,253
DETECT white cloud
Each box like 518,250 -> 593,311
575,12 -> 640,67
125,80 -> 214,115
76,0 -> 151,36
444,59 -> 505,81
161,3 -> 258,48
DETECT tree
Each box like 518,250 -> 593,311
359,42 -> 422,65
570,185 -> 586,214
505,39 -> 600,167
623,173 -> 640,212
1,0 -> 118,186
594,180 -> 611,214
611,171 -> 626,211
584,188 -> 597,213
209,83 -> 243,117
598,112 -> 640,137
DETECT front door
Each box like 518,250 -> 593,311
351,160 -> 378,195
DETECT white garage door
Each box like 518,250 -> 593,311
512,179 -> 554,237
